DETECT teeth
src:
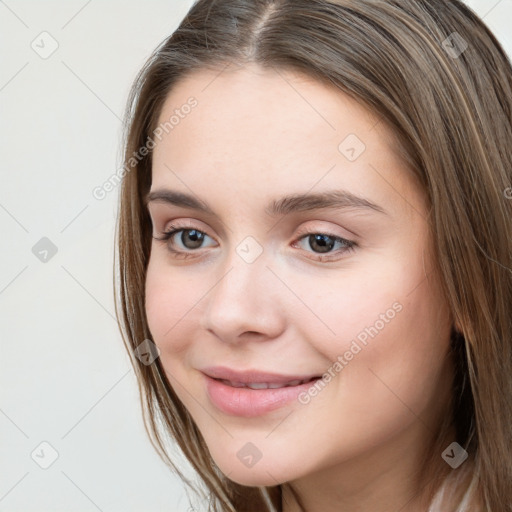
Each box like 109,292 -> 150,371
219,378 -> 318,389
221,380 -> 246,388
246,383 -> 270,389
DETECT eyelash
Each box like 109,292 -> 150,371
153,222 -> 357,262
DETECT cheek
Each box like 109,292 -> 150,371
285,244 -> 451,398
144,255 -> 201,353
279,257 -> 419,360
329,270 -> 452,427
144,258 -> 204,400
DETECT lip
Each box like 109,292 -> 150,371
201,366 -> 320,384
201,366 -> 321,417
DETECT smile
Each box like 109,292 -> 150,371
217,377 -> 318,389
202,368 -> 322,417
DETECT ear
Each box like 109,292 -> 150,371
453,319 -> 463,334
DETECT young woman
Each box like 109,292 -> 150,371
114,1 -> 512,510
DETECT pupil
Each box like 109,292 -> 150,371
182,229 -> 204,249
310,234 -> 334,253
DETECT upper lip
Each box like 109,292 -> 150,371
201,366 -> 321,384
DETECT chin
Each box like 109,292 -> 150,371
224,469 -> 288,487
211,455 -> 291,486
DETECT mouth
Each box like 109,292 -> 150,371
201,367 -> 324,417
201,366 -> 322,387
213,376 -> 320,389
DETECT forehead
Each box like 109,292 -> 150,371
155,63 -> 382,156
151,64 -> 423,216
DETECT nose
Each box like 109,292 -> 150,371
200,250 -> 286,344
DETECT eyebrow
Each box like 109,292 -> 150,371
144,189 -> 388,217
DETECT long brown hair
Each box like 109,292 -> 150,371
114,1 -> 512,510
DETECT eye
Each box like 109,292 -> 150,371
293,231 -> 356,261
153,223 -> 217,257
153,223 -> 357,262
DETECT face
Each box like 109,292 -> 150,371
144,64 -> 454,490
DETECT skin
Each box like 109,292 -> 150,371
144,63 -> 456,512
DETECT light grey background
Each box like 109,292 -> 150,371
0,1 -> 510,511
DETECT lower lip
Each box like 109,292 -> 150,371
204,375 -> 319,417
